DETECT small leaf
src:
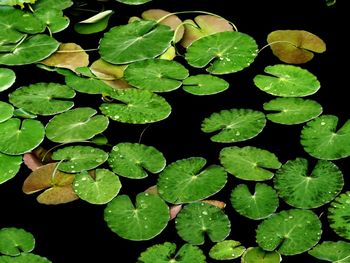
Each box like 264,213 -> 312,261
23,153 -> 42,171
115,0 -> 151,5
169,205 -> 182,220
0,253 -> 52,263
328,191 -> 350,240
0,68 -> 16,92
326,0 -> 336,6
241,247 -> 281,263
0,228 -> 35,256
309,241 -> 350,262
209,240 -> 246,260
34,8 -> 69,33
33,0 -> 72,10
0,152 -> 22,184
0,101 -> 14,123
182,74 -> 229,95
74,10 -> 114,34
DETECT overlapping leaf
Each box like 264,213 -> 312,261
328,191 -> 350,240
0,68 -> 15,92
182,74 -> 229,95
0,228 -> 34,256
74,10 -> 114,34
0,152 -> 22,184
209,240 -> 246,260
241,247 -> 281,263
0,101 -> 14,123
309,241 -> 350,262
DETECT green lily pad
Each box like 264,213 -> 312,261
241,247 -> 281,263
52,145 -> 108,173
256,209 -> 322,255
45,107 -> 109,143
230,183 -> 279,220
185,31 -> 258,75
138,242 -> 206,263
0,34 -> 59,66
104,192 -> 169,241
182,74 -> 229,95
9,83 -> 75,116
108,143 -> 166,179
0,152 -> 22,184
175,202 -> 231,245
0,118 -> 45,155
157,157 -> 227,204
0,253 -> 52,263
0,68 -> 15,92
263,97 -> 322,125
73,169 -> 121,205
274,158 -> 344,209
116,0 -> 151,4
300,115 -> 350,160
209,240 -> 246,260
309,241 -> 350,262
34,8 -> 69,34
33,0 -> 72,10
219,146 -> 281,181
12,108 -> 37,119
202,109 -> 266,143
253,64 -> 320,97
0,228 -> 35,256
99,20 -> 173,64
100,89 -> 171,124
123,59 -> 189,92
74,10 -> 114,34
0,101 -> 14,123
328,191 -> 350,240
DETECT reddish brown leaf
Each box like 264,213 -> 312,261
36,185 -> 79,205
23,153 -> 43,171
201,199 -> 226,209
169,204 -> 182,220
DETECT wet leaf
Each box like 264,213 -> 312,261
328,191 -> 350,240
241,247 -> 281,263
0,152 -> 22,184
182,74 -> 229,95
34,8 -> 69,33
0,68 -> 16,92
0,228 -> 34,256
209,240 -> 246,260
309,241 -> 350,262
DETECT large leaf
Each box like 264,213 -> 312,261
253,64 -> 320,97
185,31 -> 258,74
201,109 -> 266,143
241,247 -> 281,263
0,253 -> 52,263
300,115 -> 350,160
157,157 -> 227,204
0,101 -> 14,123
256,209 -> 322,255
104,192 -> 169,241
0,118 -> 45,155
309,241 -> 350,262
0,152 -> 22,184
9,83 -> 75,115
99,20 -> 173,64
209,240 -> 246,260
0,228 -> 34,256
274,158 -> 344,209
219,146 -> 281,181
328,191 -> 350,240
0,68 -> 15,92
74,10 -> 114,34
182,74 -> 229,95
175,202 -> 231,245
34,8 -> 69,33
45,107 -> 109,143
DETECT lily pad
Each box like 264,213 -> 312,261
230,183 -> 279,220
328,191 -> 350,240
74,10 -> 114,34
241,247 -> 281,263
9,83 -> 75,115
300,115 -> 350,160
0,101 -> 14,123
185,31 -> 258,74
0,152 -> 22,184
175,202 -> 231,245
219,146 -> 281,181
52,145 -> 108,173
202,109 -> 266,143
0,227 -> 35,256
115,0 -> 151,4
123,59 -> 189,92
182,74 -> 229,95
267,30 -> 326,64
256,209 -> 322,255
99,20 -> 173,64
253,64 -> 320,97
104,192 -> 169,241
0,253 -> 52,263
100,89 -> 171,124
209,240 -> 246,260
0,118 -> 45,155
34,8 -> 69,33
73,169 -> 121,205
108,143 -> 166,179
309,241 -> 350,262
33,0 -> 72,10
157,157 -> 227,204
45,107 -> 109,143
138,242 -> 206,263
0,68 -> 15,92
263,97 -> 322,125
274,158 -> 344,209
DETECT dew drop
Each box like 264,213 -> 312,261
144,225 -> 148,229
202,211 -> 208,215
8,169 -> 13,173
321,121 -> 326,125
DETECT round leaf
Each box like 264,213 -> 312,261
256,209 -> 322,255
0,228 -> 35,256
157,157 -> 227,204
241,247 -> 281,263
182,74 -> 229,95
328,191 -> 350,240
104,192 -> 169,241
0,253 -> 52,263
0,68 -> 15,92
309,241 -> 350,262
209,240 -> 246,260
34,8 -> 69,33
0,101 -> 14,123
0,152 -> 22,184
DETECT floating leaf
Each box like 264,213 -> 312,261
185,31 -> 258,74
267,30 -> 326,64
99,20 -> 173,64
220,146 -> 281,181
0,253 -> 52,263
115,0 -> 151,4
23,153 -> 42,171
34,8 -> 69,33
108,142 -> 166,179
0,101 -> 14,123
157,157 -> 227,204
0,227 -> 34,256
52,145 -> 108,173
241,247 -> 281,263
253,64 -> 320,97
0,118 -> 45,155
182,74 -> 229,95
328,191 -> 350,240
104,192 -> 169,241
0,0 -> 37,8
33,0 -> 72,10
138,242 -> 206,263
0,68 -> 15,92
256,209 -> 322,255
123,59 -> 189,92
9,83 -> 75,115
202,109 -> 266,143
100,89 -> 171,124
175,202 -> 231,245
274,158 -> 344,209
309,241 -> 350,262
0,152 -> 22,184
74,10 -> 114,34
45,107 -> 109,143
209,240 -> 246,260
300,115 -> 350,160
263,97 -> 322,124
230,183 -> 279,220
169,205 -> 182,220
12,108 -> 37,119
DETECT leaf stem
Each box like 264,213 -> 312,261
51,160 -> 64,182
56,48 -> 99,53
258,40 -> 296,53
11,34 -> 28,52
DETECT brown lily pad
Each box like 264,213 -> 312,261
201,199 -> 226,209
36,185 -> 78,205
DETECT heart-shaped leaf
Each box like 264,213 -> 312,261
182,74 -> 229,95
0,152 -> 22,184
209,240 -> 246,260
34,8 -> 69,33
328,191 -> 350,240
241,247 -> 281,263
74,10 -> 114,34
0,101 -> 14,123
309,241 -> 350,262
0,228 -> 35,256
0,253 -> 52,263
0,68 -> 15,92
